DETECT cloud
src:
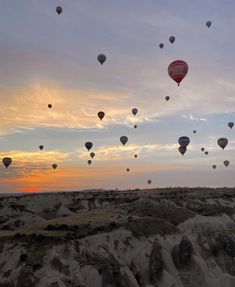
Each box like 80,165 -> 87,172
77,143 -> 158,161
182,114 -> 207,122
0,150 -> 70,178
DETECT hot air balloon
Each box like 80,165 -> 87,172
85,142 -> 93,151
147,179 -> 152,185
217,138 -> 228,150
169,36 -> 175,44
224,160 -> 230,167
97,54 -> 106,65
168,60 -> 188,86
97,111 -> 105,120
228,122 -> 234,129
205,151 -> 209,155
134,125 -> 137,129
126,168 -> 130,172
56,6 -> 62,15
206,21 -> 212,28
90,152 -> 95,158
120,136 -> 128,146
178,136 -> 190,148
132,108 -> 138,116
193,130 -> 196,134
165,96 -> 170,101
159,43 -> 164,49
39,145 -> 44,150
212,165 -> 216,170
88,160 -> 92,166
48,104 -> 52,109
201,148 -> 205,152
52,164 -> 57,170
134,154 -> 138,158
2,157 -> 12,168
179,146 -> 187,155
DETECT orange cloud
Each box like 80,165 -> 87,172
0,83 -> 146,135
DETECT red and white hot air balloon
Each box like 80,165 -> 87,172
168,60 -> 188,86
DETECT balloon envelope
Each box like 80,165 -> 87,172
165,96 -> 170,101
179,146 -> 187,155
132,108 -> 138,116
85,142 -> 93,151
201,148 -> 205,152
2,157 -> 12,168
88,160 -> 92,165
126,168 -> 130,172
134,154 -> 137,158
217,138 -> 228,150
120,136 -> 128,145
168,60 -> 188,86
206,21 -> 212,27
97,54 -> 106,65
48,104 -> 52,109
147,179 -> 152,185
134,125 -> 137,129
224,160 -> 229,167
90,152 -> 95,158
205,151 -> 209,155
228,122 -> 234,129
193,130 -> 196,134
56,6 -> 62,15
52,164 -> 57,170
169,36 -> 175,43
159,43 -> 164,49
97,111 -> 105,120
39,145 -> 44,150
178,136 -> 190,148
212,165 -> 216,170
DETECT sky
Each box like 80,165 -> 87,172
0,0 -> 235,192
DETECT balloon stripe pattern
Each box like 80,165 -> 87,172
168,60 -> 188,86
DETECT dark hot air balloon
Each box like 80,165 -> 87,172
56,6 -> 62,15
126,168 -> 130,172
147,179 -> 152,185
52,164 -> 57,170
88,160 -> 92,165
206,21 -> 212,28
179,146 -> 187,155
224,160 -> 230,167
132,108 -> 138,116
39,145 -> 44,150
228,122 -> 234,129
169,36 -> 175,44
178,136 -> 190,148
134,125 -> 137,129
120,136 -> 128,146
97,111 -> 105,120
2,157 -> 12,168
212,165 -> 216,170
159,43 -> 164,49
97,54 -> 106,65
217,138 -> 228,150
48,104 -> 52,109
90,152 -> 95,158
165,96 -> 170,101
85,142 -> 93,151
